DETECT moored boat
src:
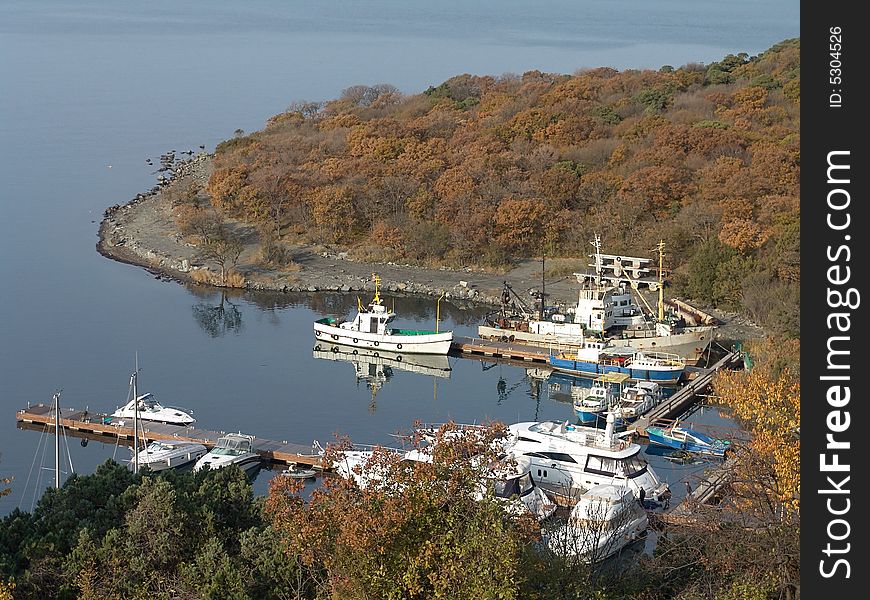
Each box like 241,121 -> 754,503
314,274 -> 453,355
615,380 -> 662,421
134,440 -> 207,472
646,424 -> 731,457
549,343 -> 685,384
194,433 -> 261,474
509,412 -> 670,506
478,236 -> 715,362
111,367 -> 195,426
546,484 -> 649,562
573,372 -> 630,423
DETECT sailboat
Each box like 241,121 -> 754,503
314,274 -> 453,355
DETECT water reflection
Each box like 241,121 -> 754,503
191,291 -> 243,337
312,343 -> 452,413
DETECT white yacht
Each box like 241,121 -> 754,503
509,412 -> 670,506
134,440 -> 207,472
112,392 -> 196,426
194,433 -> 261,474
332,441 -> 556,522
546,484 -> 649,562
314,274 -> 453,355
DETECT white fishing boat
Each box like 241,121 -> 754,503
194,433 -> 261,474
134,440 -> 207,472
509,412 -> 670,506
547,484 -> 649,562
313,274 -> 453,355
478,237 -> 715,362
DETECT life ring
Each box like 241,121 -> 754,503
397,344 -> 402,350
374,341 -> 379,346
396,355 -> 402,362
352,338 -> 358,344
619,441 -> 626,450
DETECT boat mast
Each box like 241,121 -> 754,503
592,235 -> 603,287
657,240 -> 665,322
372,273 -> 381,305
132,370 -> 139,473
54,391 -> 61,489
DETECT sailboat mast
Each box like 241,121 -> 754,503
132,371 -> 139,473
54,391 -> 61,489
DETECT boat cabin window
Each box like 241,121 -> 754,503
527,451 -> 576,463
585,451 -> 648,478
493,473 -> 536,498
216,437 -> 252,453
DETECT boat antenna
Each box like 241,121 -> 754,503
372,273 -> 381,304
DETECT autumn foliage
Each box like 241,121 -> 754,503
203,40 -> 799,333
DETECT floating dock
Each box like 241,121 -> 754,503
15,404 -> 326,469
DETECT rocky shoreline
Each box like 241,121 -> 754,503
96,155 -> 765,340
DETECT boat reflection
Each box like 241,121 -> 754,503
312,343 -> 452,412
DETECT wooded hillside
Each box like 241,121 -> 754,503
201,40 -> 800,335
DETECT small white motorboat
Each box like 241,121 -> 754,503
281,463 -> 317,479
134,440 -> 207,472
194,433 -> 261,474
112,392 -> 196,426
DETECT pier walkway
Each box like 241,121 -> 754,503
16,404 -> 326,469
632,349 -> 743,436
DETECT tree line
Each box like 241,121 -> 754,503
175,39 -> 799,336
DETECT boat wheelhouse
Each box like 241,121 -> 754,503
314,274 -> 453,355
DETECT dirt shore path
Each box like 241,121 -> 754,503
96,155 -> 764,340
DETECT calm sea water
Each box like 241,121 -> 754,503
0,0 -> 797,513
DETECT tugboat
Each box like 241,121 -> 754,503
314,274 -> 453,355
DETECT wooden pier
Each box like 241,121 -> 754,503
450,336 -> 552,363
632,349 -> 744,436
15,404 -> 327,470
658,457 -> 738,526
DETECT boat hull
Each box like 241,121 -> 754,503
314,322 -> 452,355
478,325 -> 713,363
548,356 -> 684,384
139,447 -> 207,472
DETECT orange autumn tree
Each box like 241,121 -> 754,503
714,338 -> 800,517
265,423 -> 539,600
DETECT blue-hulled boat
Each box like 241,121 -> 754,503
573,372 -> 630,423
549,338 -> 685,384
646,425 -> 731,456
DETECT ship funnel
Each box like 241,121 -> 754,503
604,411 -> 616,446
